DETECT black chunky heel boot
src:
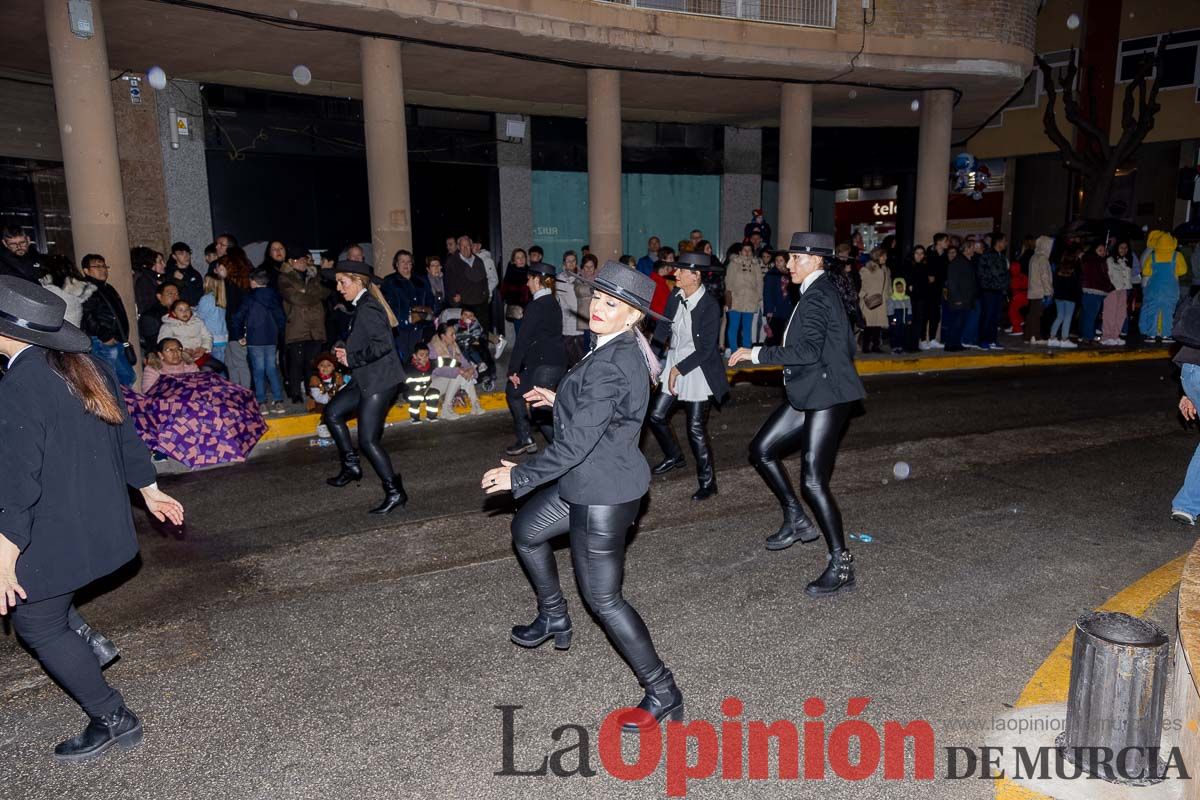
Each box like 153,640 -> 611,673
619,667 -> 684,732
327,451 -> 363,487
805,549 -> 856,597
765,506 -> 820,550
510,611 -> 573,650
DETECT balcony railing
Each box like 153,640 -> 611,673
600,0 -> 836,28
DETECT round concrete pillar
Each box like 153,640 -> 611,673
361,37 -> 413,277
587,69 -> 622,263
777,84 -> 813,238
44,0 -> 136,343
914,89 -> 954,248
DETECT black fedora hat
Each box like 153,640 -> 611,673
779,232 -> 835,257
672,251 -> 724,273
0,276 -> 91,353
320,259 -> 382,284
576,261 -> 670,322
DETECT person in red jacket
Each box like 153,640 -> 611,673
649,248 -> 676,317
1007,260 -> 1029,336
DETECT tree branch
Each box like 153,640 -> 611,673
1036,55 -> 1086,173
1113,36 -> 1166,162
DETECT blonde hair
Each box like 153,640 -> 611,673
203,274 -> 226,309
341,272 -> 399,329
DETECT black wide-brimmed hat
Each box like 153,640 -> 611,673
527,261 -> 557,278
779,232 -> 835,257
672,251 -> 724,273
320,259 -> 381,284
576,261 -> 670,322
0,276 -> 91,353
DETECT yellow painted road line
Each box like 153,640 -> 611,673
262,349 -> 1167,443
995,554 -> 1187,799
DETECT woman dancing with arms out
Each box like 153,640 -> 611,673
482,262 -> 684,731
729,233 -> 866,597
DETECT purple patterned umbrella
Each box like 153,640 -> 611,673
121,373 -> 266,468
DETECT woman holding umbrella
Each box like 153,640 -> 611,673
0,276 -> 184,762
482,262 -> 684,731
322,260 -> 408,515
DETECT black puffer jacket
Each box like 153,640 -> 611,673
80,278 -> 132,344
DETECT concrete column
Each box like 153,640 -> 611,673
914,89 -> 954,247
586,69 -> 622,263
720,127 -> 762,252
113,74 -> 169,253
777,84 -> 813,239
155,79 -> 213,251
44,0 -> 136,342
496,113 -> 532,265
361,37 -> 412,277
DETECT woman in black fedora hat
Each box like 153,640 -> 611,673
482,261 -> 685,731
504,260 -> 566,456
646,250 -> 730,501
729,233 -> 866,597
0,276 -> 184,762
321,260 -> 408,514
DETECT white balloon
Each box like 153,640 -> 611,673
147,66 -> 167,90
893,461 -> 911,480
910,99 -> 920,112
848,89 -> 858,99
288,8 -> 299,19
1066,13 -> 1080,29
292,65 -> 312,86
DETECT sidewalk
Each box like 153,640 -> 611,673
257,338 -> 1171,444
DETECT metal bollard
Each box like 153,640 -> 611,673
1059,611 -> 1169,784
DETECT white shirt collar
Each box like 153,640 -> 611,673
352,288 -> 368,306
800,270 -> 824,294
532,287 -> 551,300
6,344 -> 33,367
595,331 -> 623,350
679,284 -> 706,306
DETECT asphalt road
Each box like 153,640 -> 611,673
2,359 -> 1195,799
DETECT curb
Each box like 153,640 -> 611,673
261,347 -> 1169,444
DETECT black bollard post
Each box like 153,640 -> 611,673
1059,611 -> 1170,784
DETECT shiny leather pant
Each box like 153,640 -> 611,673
323,382 -> 400,482
646,391 -> 716,490
512,486 -> 664,683
506,365 -> 564,444
748,402 -> 852,553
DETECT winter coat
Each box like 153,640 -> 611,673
1081,253 -> 1115,295
1026,236 -> 1055,300
477,248 -> 499,295
134,269 -> 165,316
230,287 -> 287,346
41,275 -> 96,327
157,313 -> 213,352
944,255 -> 979,310
1053,263 -> 1082,304
169,263 -> 205,307
762,267 -> 794,322
977,249 -> 1009,292
1107,256 -> 1133,291
724,254 -> 763,313
0,248 -> 41,282
80,278 -> 131,344
556,271 -> 582,336
277,263 -> 331,343
195,293 -> 229,344
444,253 -> 489,306
1009,262 -> 1029,296
858,263 -> 891,327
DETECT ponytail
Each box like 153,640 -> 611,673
48,351 -> 125,425
368,282 -> 399,329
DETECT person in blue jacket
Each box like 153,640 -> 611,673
230,268 -> 287,412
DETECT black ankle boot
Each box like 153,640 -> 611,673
73,623 -> 120,669
805,549 -> 856,597
53,705 -> 143,763
369,478 -> 407,514
620,667 -> 684,732
510,611 -> 573,649
651,455 -> 686,475
765,507 -> 820,551
691,483 -> 718,501
327,452 -> 363,487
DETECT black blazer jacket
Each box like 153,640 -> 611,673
344,292 -> 405,396
508,293 -> 565,379
756,273 -> 866,411
652,288 -> 730,405
0,348 -> 155,602
511,331 -> 651,505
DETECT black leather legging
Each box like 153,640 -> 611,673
512,485 -> 663,683
323,382 -> 400,482
748,402 -> 852,552
646,391 -> 715,488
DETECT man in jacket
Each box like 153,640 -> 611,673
648,251 -> 729,500
505,261 -> 565,455
167,242 -> 205,307
381,249 -> 435,361
79,254 -> 135,386
976,234 -> 1010,350
278,246 -> 331,403
137,282 -> 180,356
0,227 -> 42,282
231,269 -> 287,411
444,235 -> 491,332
